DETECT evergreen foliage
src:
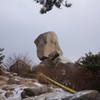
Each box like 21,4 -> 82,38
78,52 -> 100,72
34,0 -> 72,14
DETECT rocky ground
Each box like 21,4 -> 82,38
0,67 -> 100,100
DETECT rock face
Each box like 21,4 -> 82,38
34,32 -> 63,61
34,32 -> 72,65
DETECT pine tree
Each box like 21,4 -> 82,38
34,0 -> 72,14
78,52 -> 100,72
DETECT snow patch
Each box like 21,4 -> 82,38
33,82 -> 43,87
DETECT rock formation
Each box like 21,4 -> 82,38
34,32 -> 63,61
34,31 -> 72,64
34,32 -> 100,92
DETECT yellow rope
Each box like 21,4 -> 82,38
38,72 -> 77,94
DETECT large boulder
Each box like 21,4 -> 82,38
34,32 -> 63,61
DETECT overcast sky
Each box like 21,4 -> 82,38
0,0 -> 100,63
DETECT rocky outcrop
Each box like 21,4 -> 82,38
34,31 -> 72,66
34,32 -> 63,61
34,32 -> 100,92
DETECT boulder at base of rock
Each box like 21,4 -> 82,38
34,32 -> 63,61
21,86 -> 49,99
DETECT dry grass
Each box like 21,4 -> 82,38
6,54 -> 34,78
35,63 -> 100,92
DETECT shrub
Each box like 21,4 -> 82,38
77,52 -> 100,72
7,54 -> 35,77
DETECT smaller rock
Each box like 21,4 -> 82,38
5,91 -> 13,98
21,86 -> 49,98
